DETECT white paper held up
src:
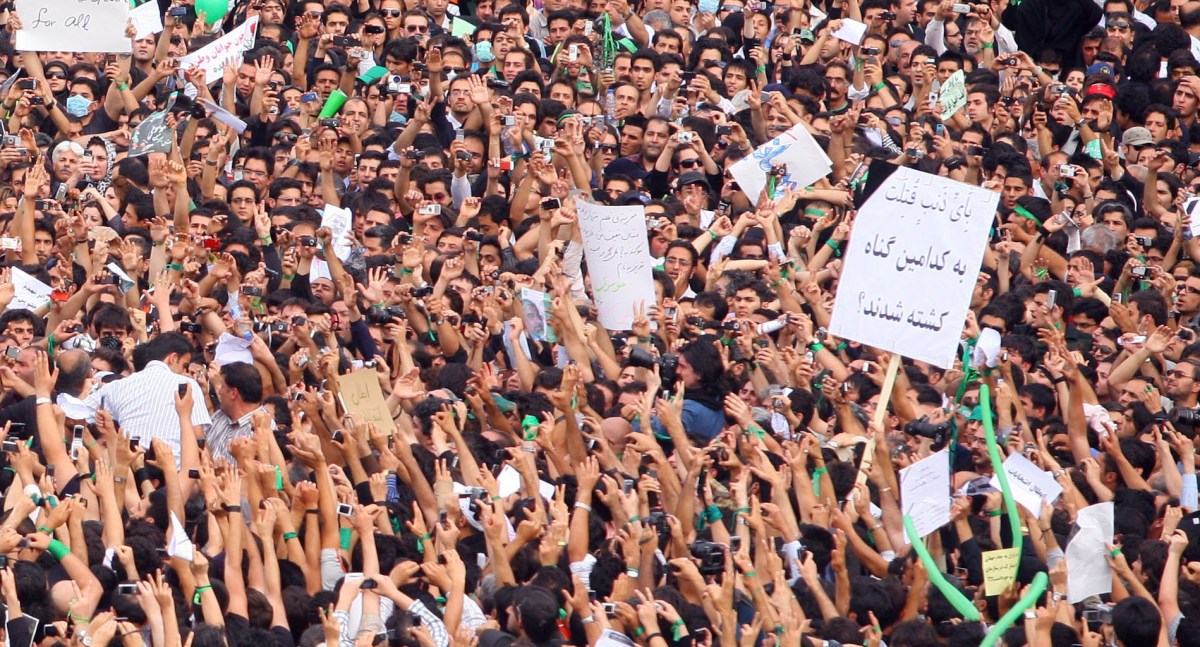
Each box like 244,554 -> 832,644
1066,502 -> 1113,603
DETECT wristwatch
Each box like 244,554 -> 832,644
223,504 -> 243,513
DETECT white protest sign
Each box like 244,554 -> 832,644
576,200 -> 656,331
320,204 -> 353,260
1185,197 -> 1200,239
939,70 -> 966,122
828,166 -> 998,367
831,18 -> 868,44
7,268 -> 52,312
899,449 -> 950,542
989,453 -> 1062,519
130,1 -> 164,41
179,16 -> 259,86
729,123 -> 832,202
199,99 -> 247,134
1066,502 -> 1113,603
15,0 -> 131,53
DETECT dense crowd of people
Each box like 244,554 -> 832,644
5,0 -> 1200,645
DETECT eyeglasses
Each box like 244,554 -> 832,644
678,159 -> 701,169
382,8 -> 402,16
1183,285 -> 1200,296
1168,369 -> 1196,380
405,24 -> 428,33
664,256 -> 692,267
241,168 -> 268,178
425,192 -> 447,201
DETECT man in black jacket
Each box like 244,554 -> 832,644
1001,0 -> 1103,69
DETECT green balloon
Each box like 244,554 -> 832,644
194,0 -> 229,23
903,515 -> 981,621
980,385 -> 1024,575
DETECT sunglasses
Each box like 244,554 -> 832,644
405,24 -> 428,32
275,133 -> 298,143
678,159 -> 701,169
599,144 -> 619,153
363,25 -> 386,34
46,72 -> 66,80
425,192 -> 447,201
382,8 -> 402,16
1108,22 -> 1130,30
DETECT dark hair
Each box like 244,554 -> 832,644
220,362 -> 264,404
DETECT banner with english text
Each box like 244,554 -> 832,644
16,0 -> 131,53
829,166 -> 997,368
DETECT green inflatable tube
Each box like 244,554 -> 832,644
903,515 -> 981,621
980,572 -> 1049,647
980,384 -> 1024,573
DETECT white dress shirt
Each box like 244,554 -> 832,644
91,361 -> 211,462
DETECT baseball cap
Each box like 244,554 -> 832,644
1121,126 -> 1154,147
604,157 -> 649,180
676,171 -> 710,190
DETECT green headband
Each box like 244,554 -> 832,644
1012,204 -> 1041,225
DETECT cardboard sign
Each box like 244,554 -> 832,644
982,548 -> 1020,596
829,166 -> 998,367
15,0 -> 132,53
338,369 -> 396,433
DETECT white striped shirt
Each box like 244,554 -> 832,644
89,361 -> 211,462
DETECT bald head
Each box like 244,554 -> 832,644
601,417 -> 633,452
56,349 -> 91,397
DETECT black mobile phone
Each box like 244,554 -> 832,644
188,469 -> 200,479
360,579 -> 378,589
541,197 -> 561,210
178,383 -> 189,398
117,583 -> 138,595
743,37 -> 760,52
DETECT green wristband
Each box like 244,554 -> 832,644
47,539 -> 70,561
339,527 -> 353,550
812,466 -> 829,498
283,531 -> 299,541
166,263 -> 184,271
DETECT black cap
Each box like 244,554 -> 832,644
676,171 -> 709,190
